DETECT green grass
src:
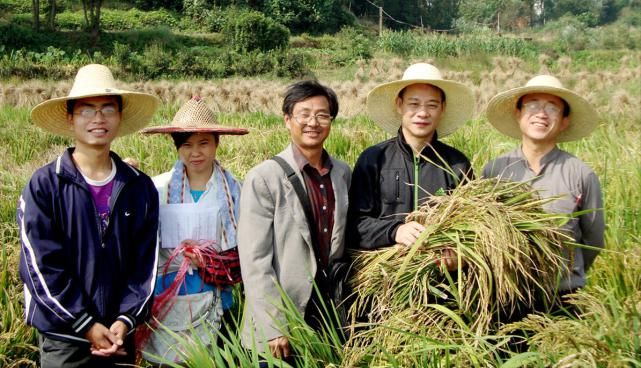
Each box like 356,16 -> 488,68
0,54 -> 639,366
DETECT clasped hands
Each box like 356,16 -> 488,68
395,221 -> 465,271
85,320 -> 128,357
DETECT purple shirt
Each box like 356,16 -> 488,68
82,160 -> 117,236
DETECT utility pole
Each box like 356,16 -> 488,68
379,6 -> 383,36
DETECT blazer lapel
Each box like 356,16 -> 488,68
279,146 -> 314,251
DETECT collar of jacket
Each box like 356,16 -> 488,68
55,147 -> 140,187
394,127 -> 442,161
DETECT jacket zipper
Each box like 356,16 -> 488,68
395,171 -> 400,200
413,154 -> 419,211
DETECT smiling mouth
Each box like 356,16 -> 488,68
88,128 -> 108,134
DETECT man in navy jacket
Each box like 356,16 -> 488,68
18,64 -> 160,367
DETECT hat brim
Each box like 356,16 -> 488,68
31,91 -> 160,138
141,126 -> 249,135
486,86 -> 599,142
367,79 -> 475,136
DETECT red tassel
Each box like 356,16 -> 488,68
135,240 -> 219,352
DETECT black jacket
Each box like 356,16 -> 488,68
348,131 -> 472,250
17,148 -> 159,342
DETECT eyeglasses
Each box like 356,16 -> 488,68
74,106 -> 119,119
522,101 -> 562,117
292,113 -> 333,126
403,100 -> 442,113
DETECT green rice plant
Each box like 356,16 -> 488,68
145,281 -> 346,367
0,223 -> 38,367
345,178 -> 573,365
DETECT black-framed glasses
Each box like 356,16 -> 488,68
74,106 -> 119,119
292,113 -> 333,126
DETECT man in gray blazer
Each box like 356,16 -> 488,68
238,80 -> 351,360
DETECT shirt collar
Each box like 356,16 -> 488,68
516,145 -> 561,170
291,143 -> 333,174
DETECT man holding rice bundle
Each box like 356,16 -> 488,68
483,75 -> 605,312
348,63 -> 473,266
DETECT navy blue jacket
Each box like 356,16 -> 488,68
17,148 -> 159,343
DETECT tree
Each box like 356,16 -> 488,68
81,0 -> 103,43
32,0 -> 40,30
46,0 -> 57,30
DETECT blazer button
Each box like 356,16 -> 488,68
101,242 -> 106,248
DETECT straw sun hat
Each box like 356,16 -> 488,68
486,75 -> 598,142
31,64 -> 160,137
142,97 -> 248,135
367,63 -> 475,136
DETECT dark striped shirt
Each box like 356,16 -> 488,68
291,144 -> 335,268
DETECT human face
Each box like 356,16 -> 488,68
396,84 -> 445,147
517,93 -> 569,145
67,96 -> 121,148
284,95 -> 331,151
177,133 -> 218,177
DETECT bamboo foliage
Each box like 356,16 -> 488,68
345,178 -> 574,365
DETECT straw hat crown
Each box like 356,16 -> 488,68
31,64 -> 160,137
486,74 -> 598,142
142,97 -> 248,135
367,63 -> 475,136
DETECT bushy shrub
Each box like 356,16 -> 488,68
262,0 -> 354,34
0,0 -> 32,13
222,10 -> 289,52
56,9 -> 179,31
329,26 -> 374,65
619,7 -> 641,27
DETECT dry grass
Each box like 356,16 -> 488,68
2,53 -> 639,120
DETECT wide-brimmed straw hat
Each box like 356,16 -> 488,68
367,63 -> 475,136
31,64 -> 160,137
142,97 -> 249,135
486,75 -> 598,142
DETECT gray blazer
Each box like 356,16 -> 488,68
237,144 -> 351,347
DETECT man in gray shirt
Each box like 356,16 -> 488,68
483,75 -> 605,311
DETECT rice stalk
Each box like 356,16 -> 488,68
345,178 -> 572,365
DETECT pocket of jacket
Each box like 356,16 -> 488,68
381,169 -> 404,204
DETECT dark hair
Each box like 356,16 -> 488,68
282,80 -> 339,118
170,132 -> 219,150
516,95 -> 570,117
398,84 -> 446,104
66,95 -> 123,114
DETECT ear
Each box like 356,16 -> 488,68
514,107 -> 522,121
67,113 -> 74,128
284,114 -> 293,131
395,97 -> 403,115
559,116 -> 570,132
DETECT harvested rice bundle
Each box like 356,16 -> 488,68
345,178 -> 573,364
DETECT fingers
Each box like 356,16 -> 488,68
281,338 -> 291,358
268,336 -> 290,359
91,345 -> 127,357
109,320 -> 128,346
395,221 -> 426,247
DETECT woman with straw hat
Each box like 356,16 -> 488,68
18,63 -> 161,367
348,63 -> 473,265
482,74 -> 605,314
138,97 -> 248,364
